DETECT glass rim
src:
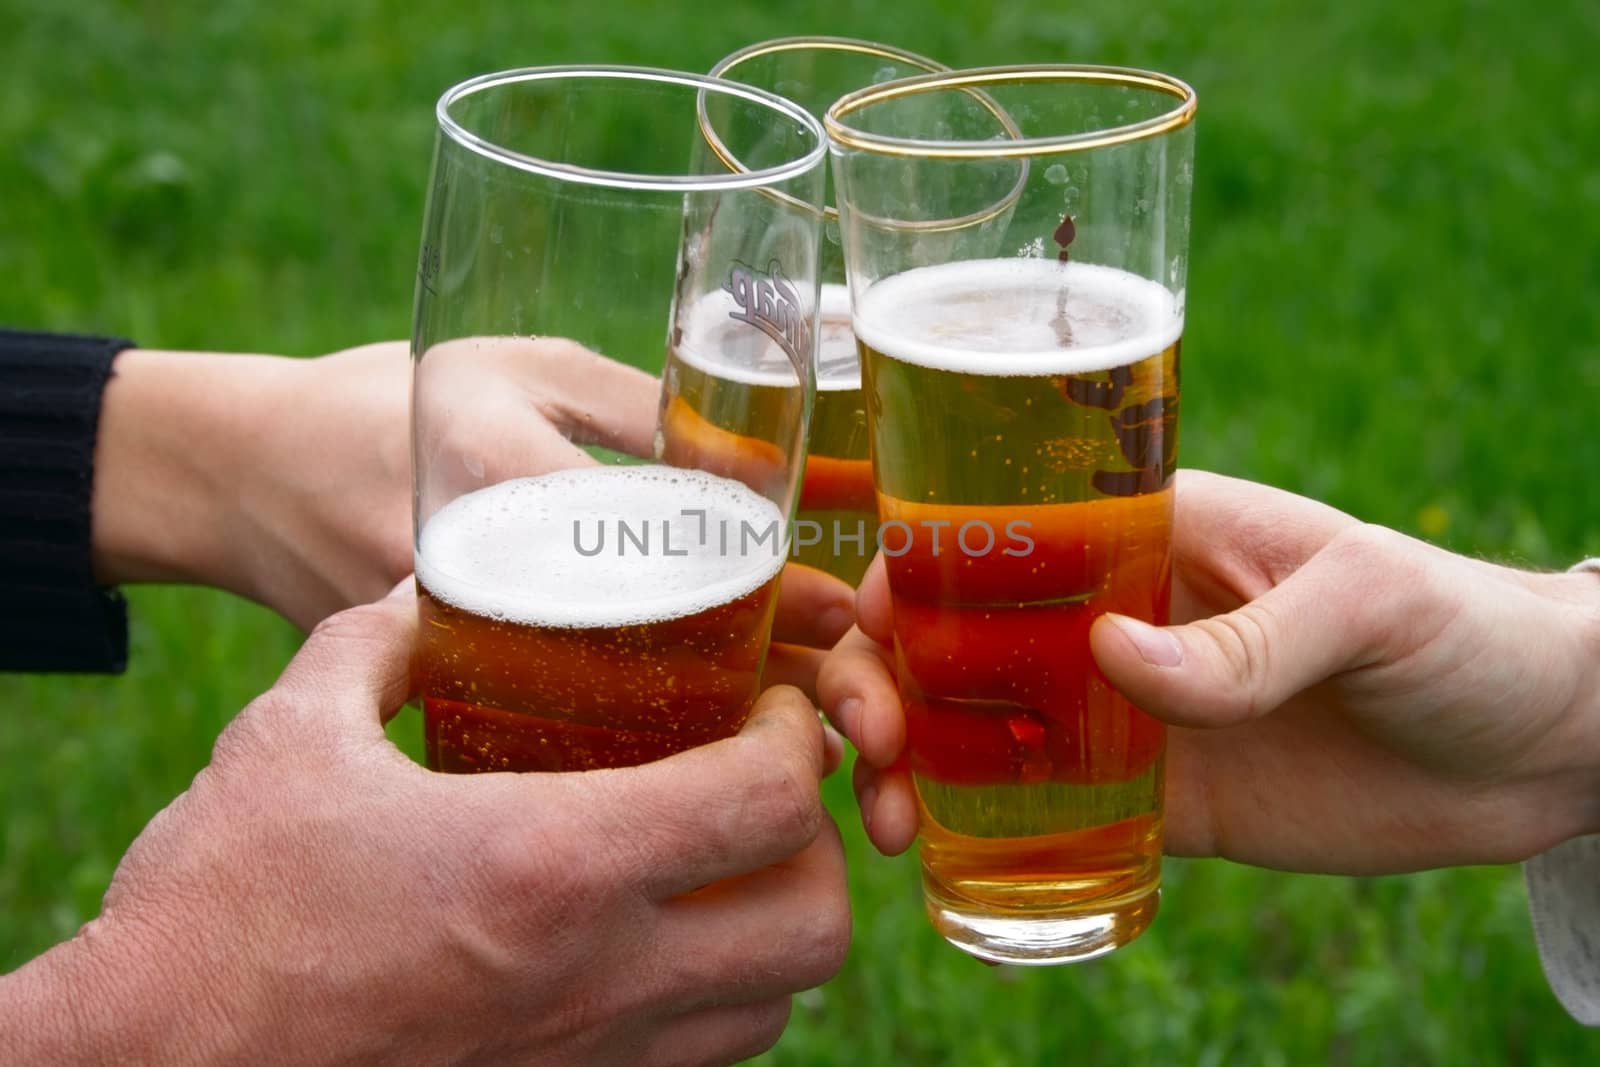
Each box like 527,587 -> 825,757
704,37 -> 951,225
436,65 -> 828,192
708,34 -> 949,82
825,64 -> 1197,159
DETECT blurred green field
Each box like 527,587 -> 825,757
2,0 -> 1597,1062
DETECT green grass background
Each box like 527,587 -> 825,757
2,0 -> 1597,1062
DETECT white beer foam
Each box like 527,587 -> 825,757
676,283 -> 861,391
852,259 -> 1183,376
416,466 -> 786,629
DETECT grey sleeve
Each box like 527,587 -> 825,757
1527,835 -> 1600,1025
1523,557 -> 1600,1026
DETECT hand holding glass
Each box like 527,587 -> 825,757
411,67 -> 826,773
829,65 -> 1196,962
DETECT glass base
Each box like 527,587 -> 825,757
924,885 -> 1160,965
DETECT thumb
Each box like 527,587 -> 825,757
271,581 -> 419,732
1090,551 -> 1377,728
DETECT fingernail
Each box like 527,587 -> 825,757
860,782 -> 878,831
1110,614 -> 1183,668
837,697 -> 864,739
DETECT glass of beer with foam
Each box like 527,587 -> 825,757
828,66 -> 1196,962
411,67 -> 826,773
655,38 -> 947,586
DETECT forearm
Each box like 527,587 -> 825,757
90,343 -> 416,630
91,349 -> 291,594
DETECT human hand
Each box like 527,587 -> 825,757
0,586 -> 850,1064
90,340 -> 854,688
412,336 -> 855,698
820,470 -> 1600,874
91,341 -> 414,628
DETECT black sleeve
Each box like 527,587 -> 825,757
0,329 -> 133,673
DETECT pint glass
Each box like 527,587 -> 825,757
411,67 -> 826,773
829,66 -> 1196,962
656,39 -> 946,585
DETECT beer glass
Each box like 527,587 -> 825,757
656,38 -> 946,586
412,67 -> 826,773
829,66 -> 1196,962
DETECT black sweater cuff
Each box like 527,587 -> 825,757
0,329 -> 132,673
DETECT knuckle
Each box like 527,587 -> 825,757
739,826 -> 853,994
650,1001 -> 793,1067
760,682 -> 809,708
800,898 -> 853,986
1196,606 -> 1276,716
1322,522 -> 1430,592
1319,521 -> 1445,632
795,830 -> 852,982
741,742 -> 824,850
307,601 -> 397,647
737,997 -> 795,1061
1323,520 -> 1388,561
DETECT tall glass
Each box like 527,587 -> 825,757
411,67 -> 826,773
655,39 -> 946,586
829,66 -> 1196,962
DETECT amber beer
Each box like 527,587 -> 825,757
856,257 -> 1180,960
415,466 -> 786,773
661,283 -> 877,584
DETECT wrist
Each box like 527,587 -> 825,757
0,918 -> 230,1063
92,349 -> 291,596
1522,561 -> 1600,841
1561,561 -> 1600,833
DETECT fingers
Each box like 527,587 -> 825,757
763,566 -> 861,701
759,648 -> 870,770
267,583 -> 419,735
639,998 -> 794,1067
653,819 -> 850,1008
1090,523 -> 1404,728
852,757 -> 919,856
530,337 -> 661,457
590,685 -> 829,900
773,564 -> 856,649
413,337 -> 656,497
762,643 -> 826,704
818,622 -> 916,855
821,723 -> 845,777
854,554 -> 893,645
817,628 -> 904,769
